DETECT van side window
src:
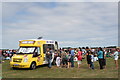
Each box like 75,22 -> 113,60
33,47 -> 40,57
43,44 -> 54,53
55,41 -> 58,50
38,47 -> 40,55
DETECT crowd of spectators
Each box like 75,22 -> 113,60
0,49 -> 17,63
0,47 -> 119,69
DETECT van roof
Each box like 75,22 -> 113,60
19,39 -> 54,41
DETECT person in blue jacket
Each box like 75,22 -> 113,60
70,48 -> 75,67
97,47 -> 104,69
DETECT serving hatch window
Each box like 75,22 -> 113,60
43,44 -> 54,53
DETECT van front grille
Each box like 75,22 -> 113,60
13,58 -> 22,63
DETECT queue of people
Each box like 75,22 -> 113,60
49,47 -> 119,70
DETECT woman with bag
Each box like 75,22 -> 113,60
112,48 -> 119,69
76,49 -> 82,68
66,52 -> 72,68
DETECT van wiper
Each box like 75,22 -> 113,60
16,52 -> 24,54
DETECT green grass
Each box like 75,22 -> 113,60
0,64 -> 2,79
2,58 -> 118,78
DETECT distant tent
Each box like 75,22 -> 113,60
106,46 -> 116,48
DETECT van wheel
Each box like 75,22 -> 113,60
30,62 -> 36,70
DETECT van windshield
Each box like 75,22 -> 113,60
17,47 -> 36,54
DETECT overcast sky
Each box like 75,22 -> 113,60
2,2 -> 118,49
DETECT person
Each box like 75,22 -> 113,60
106,49 -> 111,58
2,50 -> 6,60
9,50 -> 13,58
70,48 -> 75,67
118,49 -> 120,59
82,47 -> 86,59
53,50 -> 58,65
113,48 -> 119,69
5,50 -> 10,60
61,49 -> 68,68
56,52 -> 61,67
86,47 -> 91,69
76,49 -> 82,68
103,49 -> 107,69
90,52 -> 94,70
46,48 -> 53,68
0,50 -> 2,63
66,52 -> 71,68
97,47 -> 104,69
94,54 -> 98,62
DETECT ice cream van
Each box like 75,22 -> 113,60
10,38 -> 58,70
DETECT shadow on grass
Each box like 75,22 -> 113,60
10,64 -> 48,70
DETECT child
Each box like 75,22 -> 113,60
56,56 -> 61,67
90,52 -> 94,70
94,54 -> 98,62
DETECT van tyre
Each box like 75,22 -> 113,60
30,62 -> 36,70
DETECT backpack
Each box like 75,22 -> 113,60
68,54 -> 71,59
103,51 -> 105,59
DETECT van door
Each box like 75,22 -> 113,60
33,47 -> 43,66
37,47 -> 43,65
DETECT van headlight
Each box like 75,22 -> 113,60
23,58 -> 28,62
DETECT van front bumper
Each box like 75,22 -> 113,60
10,62 -> 30,68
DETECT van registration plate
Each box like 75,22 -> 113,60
14,64 -> 19,66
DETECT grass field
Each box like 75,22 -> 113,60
0,64 -> 2,79
2,58 -> 118,78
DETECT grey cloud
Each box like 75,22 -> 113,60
2,0 -> 119,2
2,2 -> 118,49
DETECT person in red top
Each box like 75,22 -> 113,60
76,49 -> 82,68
